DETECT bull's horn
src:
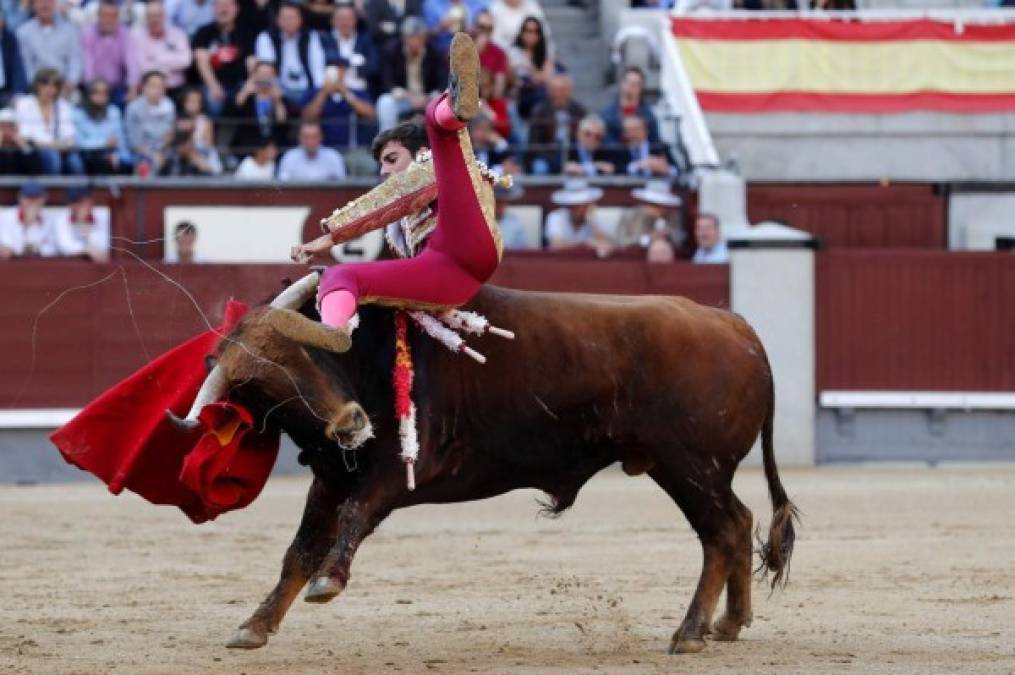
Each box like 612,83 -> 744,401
262,308 -> 351,353
165,363 -> 229,432
270,271 -> 321,310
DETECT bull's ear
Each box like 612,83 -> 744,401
262,308 -> 351,353
205,354 -> 218,373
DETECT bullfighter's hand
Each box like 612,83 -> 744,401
290,244 -> 313,264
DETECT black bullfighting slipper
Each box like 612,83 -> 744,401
448,31 -> 480,123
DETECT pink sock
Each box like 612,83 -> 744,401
434,95 -> 466,131
320,289 -> 358,329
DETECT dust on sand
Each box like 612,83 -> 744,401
1,465 -> 1014,674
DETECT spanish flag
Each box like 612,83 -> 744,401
673,17 -> 1015,113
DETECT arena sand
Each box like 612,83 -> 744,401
1,465 -> 1013,674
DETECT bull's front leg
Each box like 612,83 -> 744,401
303,473 -> 403,603
227,478 -> 344,649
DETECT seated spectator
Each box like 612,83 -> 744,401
74,79 -> 133,175
0,107 -> 32,173
277,120 -> 346,180
166,220 -> 201,262
330,2 -> 381,99
82,0 -> 140,107
423,0 -> 480,51
0,182 -> 55,258
192,0 -> 257,117
234,137 -> 278,179
600,66 -> 660,145
468,113 -> 511,173
472,10 -> 508,98
476,68 -> 512,142
527,72 -> 585,174
301,57 -> 377,149
545,179 -> 614,255
230,60 -> 288,156
564,114 -> 618,178
488,0 -> 546,51
167,86 -> 222,175
362,0 -> 424,51
692,212 -> 728,264
125,70 -> 176,175
254,1 -> 328,110
616,179 -> 682,249
135,0 -> 194,98
495,181 -> 529,250
614,115 -> 677,178
509,15 -> 556,119
16,0 -> 82,95
0,14 -> 27,108
15,68 -> 83,175
168,0 -> 215,38
376,16 -> 447,131
54,184 -> 110,262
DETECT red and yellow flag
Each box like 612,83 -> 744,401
672,17 -> 1015,113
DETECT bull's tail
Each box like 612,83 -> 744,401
756,359 -> 799,589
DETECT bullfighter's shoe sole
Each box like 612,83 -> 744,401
448,32 -> 480,123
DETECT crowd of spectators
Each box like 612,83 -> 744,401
0,0 -> 680,182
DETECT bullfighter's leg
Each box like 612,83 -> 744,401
712,494 -> 754,642
649,466 -> 741,654
303,475 -> 403,603
226,478 -> 344,649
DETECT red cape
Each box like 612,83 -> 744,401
50,301 -> 282,523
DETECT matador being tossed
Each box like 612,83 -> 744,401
290,31 -> 512,350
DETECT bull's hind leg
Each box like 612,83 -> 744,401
227,479 -> 343,649
712,494 -> 754,642
649,465 -> 742,655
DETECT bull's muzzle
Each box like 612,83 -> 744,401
326,403 -> 373,449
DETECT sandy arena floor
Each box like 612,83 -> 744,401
1,465 -> 1014,674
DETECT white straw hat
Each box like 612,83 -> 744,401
551,179 -> 604,206
631,179 -> 682,208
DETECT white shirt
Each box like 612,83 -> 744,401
0,207 -> 58,257
489,0 -> 548,50
545,207 -> 597,245
255,30 -> 327,90
333,31 -> 367,92
234,155 -> 277,180
54,210 -> 111,259
692,239 -> 729,264
14,95 -> 76,146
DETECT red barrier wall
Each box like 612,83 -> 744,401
816,250 -> 1015,391
0,258 -> 728,408
748,183 -> 946,248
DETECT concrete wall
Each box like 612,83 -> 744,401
708,112 -> 1015,182
730,248 -> 816,466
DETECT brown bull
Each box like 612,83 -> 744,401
177,283 -> 797,655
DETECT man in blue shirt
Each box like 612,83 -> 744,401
277,120 -> 347,180
300,57 -> 377,149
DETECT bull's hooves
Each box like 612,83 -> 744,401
304,577 -> 344,603
668,637 -> 707,655
226,626 -> 268,649
711,617 -> 743,642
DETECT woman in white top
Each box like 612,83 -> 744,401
14,68 -> 85,175
54,185 -> 111,262
508,16 -> 556,119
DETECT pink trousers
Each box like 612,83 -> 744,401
319,95 -> 500,312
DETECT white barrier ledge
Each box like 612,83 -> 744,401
820,391 -> 1015,410
0,409 -> 79,429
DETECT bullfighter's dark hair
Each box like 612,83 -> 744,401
371,121 -> 429,162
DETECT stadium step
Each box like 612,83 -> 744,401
542,1 -> 613,113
